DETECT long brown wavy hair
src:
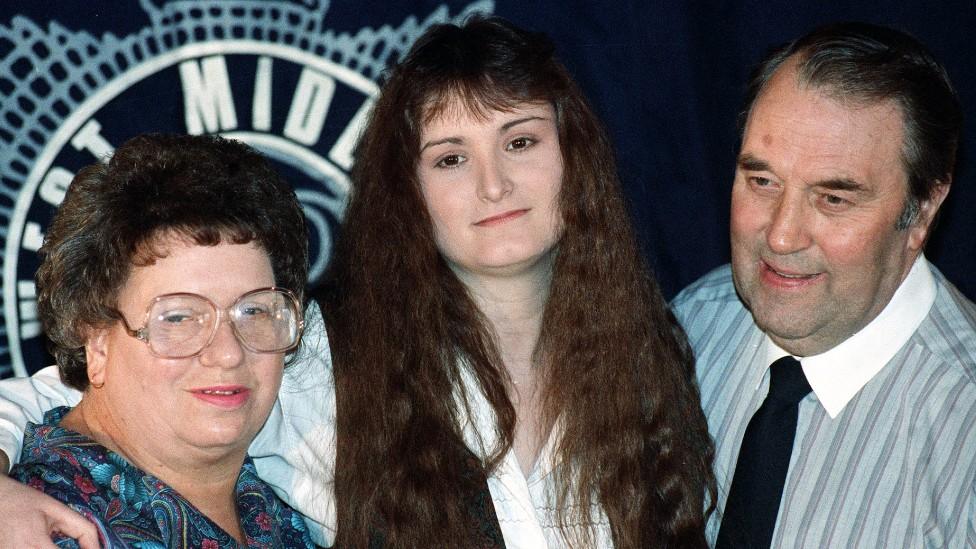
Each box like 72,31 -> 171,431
319,16 -> 715,548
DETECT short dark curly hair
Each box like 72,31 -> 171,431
36,133 -> 308,390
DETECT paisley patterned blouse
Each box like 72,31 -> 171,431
11,407 -> 316,549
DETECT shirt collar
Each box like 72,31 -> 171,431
764,254 -> 936,418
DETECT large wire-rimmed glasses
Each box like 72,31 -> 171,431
111,287 -> 304,359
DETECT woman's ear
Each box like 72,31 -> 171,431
84,328 -> 110,389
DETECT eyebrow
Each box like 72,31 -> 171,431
420,115 -> 547,152
814,178 -> 867,193
420,136 -> 462,152
738,153 -> 867,193
737,153 -> 770,172
501,115 -> 545,131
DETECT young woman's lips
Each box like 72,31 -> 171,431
189,386 -> 251,408
760,261 -> 822,289
474,208 -> 529,227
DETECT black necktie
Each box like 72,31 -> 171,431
715,356 -> 813,548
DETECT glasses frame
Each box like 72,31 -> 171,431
111,286 -> 305,359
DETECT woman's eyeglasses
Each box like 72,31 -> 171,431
111,287 -> 304,358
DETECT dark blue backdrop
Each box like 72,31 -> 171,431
1,1 -> 974,378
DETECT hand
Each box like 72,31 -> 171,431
0,472 -> 100,549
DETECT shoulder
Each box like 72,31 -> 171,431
263,299 -> 336,432
12,407 -> 92,486
10,451 -> 101,516
671,264 -> 740,314
11,410 -> 134,519
282,299 -> 334,389
238,458 -> 316,548
880,269 -> 976,439
247,303 -> 336,543
671,264 -> 751,340
911,269 -> 976,383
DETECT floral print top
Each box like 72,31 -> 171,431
11,407 -> 316,549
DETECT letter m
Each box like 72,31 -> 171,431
179,56 -> 238,134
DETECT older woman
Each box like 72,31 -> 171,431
8,134 -> 314,548
0,16 -> 713,549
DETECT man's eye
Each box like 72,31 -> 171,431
435,154 -> 465,168
750,176 -> 772,187
823,193 -> 851,207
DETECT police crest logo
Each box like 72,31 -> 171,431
0,0 -> 494,377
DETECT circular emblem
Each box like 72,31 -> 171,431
0,0 -> 493,377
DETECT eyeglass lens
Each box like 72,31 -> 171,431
146,290 -> 299,357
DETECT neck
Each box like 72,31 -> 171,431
62,395 -> 246,542
454,264 -> 553,476
456,265 -> 550,373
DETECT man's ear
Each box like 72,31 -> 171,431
908,181 -> 950,251
84,327 -> 110,388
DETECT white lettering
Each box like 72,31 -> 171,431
18,281 -> 39,339
284,68 -> 336,145
19,321 -> 40,340
18,281 -> 35,299
330,98 -> 374,171
179,56 -> 238,134
253,56 -> 273,131
38,167 -> 74,207
21,222 -> 44,252
71,119 -> 115,160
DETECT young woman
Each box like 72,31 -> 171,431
320,16 -> 715,548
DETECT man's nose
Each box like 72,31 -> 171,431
766,193 -> 812,255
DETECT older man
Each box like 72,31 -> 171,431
673,23 -> 976,548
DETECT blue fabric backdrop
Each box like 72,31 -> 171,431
1,1 -> 974,378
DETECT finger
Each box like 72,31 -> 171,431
72,527 -> 101,549
48,509 -> 99,549
58,525 -> 100,549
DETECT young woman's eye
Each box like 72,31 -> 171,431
435,154 -> 465,168
506,137 -> 535,151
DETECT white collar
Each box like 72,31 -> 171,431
764,254 -> 936,418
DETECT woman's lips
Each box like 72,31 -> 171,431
474,208 -> 529,227
189,386 -> 251,408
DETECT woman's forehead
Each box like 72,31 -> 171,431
421,93 -> 551,128
420,83 -> 549,123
